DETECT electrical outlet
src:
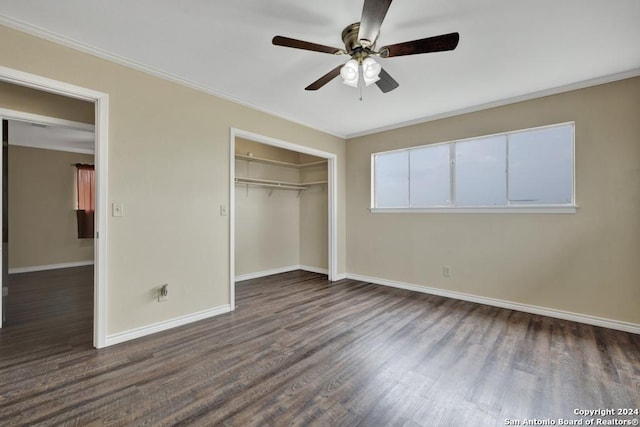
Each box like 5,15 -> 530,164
2,287 -> 7,297
158,284 -> 168,302
443,265 -> 451,278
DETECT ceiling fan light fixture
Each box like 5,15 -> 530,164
362,57 -> 382,86
340,59 -> 359,87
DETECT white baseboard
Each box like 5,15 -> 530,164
235,265 -> 300,282
346,273 -> 640,335
332,273 -> 347,281
235,265 -> 328,282
299,265 -> 329,275
105,304 -> 231,347
9,260 -> 94,274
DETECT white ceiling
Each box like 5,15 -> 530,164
8,120 -> 95,154
1,0 -> 639,138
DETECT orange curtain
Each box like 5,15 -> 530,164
76,164 -> 95,238
77,164 -> 95,212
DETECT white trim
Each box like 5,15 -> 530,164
235,265 -> 301,282
369,206 -> 577,214
9,260 -> 94,274
229,129 -> 236,310
299,265 -> 329,275
346,273 -> 640,335
371,122 -> 576,212
229,128 -> 339,288
2,15 -> 638,140
105,305 -> 231,346
231,128 -> 339,161
235,265 -> 329,282
347,68 -> 640,138
94,93 -> 109,349
0,110 -> 94,154
0,65 -> 108,102
371,121 -> 576,155
0,15 -> 344,139
327,156 -> 338,281
0,65 -> 109,349
0,109 -> 94,131
9,141 -> 94,155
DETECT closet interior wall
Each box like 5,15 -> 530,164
234,138 -> 328,279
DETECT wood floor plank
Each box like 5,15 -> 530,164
0,268 -> 638,426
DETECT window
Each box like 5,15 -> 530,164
75,163 -> 95,238
410,144 -> 450,207
455,135 -> 506,207
371,122 -> 575,213
374,150 -> 409,208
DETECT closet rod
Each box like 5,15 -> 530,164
234,179 -> 307,191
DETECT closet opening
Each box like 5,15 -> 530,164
229,129 -> 338,310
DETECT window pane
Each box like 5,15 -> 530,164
455,136 -> 507,206
410,144 -> 450,206
375,151 -> 409,207
508,125 -> 573,205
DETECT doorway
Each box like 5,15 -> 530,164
0,65 -> 109,348
2,118 -> 95,335
229,128 -> 338,310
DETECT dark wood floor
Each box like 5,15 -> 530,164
4,266 -> 94,326
0,269 -> 638,426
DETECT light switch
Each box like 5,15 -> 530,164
112,202 -> 124,217
220,205 -> 228,216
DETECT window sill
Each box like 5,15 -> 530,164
369,205 -> 578,214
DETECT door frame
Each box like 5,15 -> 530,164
229,128 -> 338,310
0,65 -> 109,348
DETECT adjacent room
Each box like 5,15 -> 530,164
0,1 -> 638,425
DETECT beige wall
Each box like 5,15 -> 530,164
3,22 -> 636,336
0,24 -> 346,336
0,80 -> 94,124
235,186 -> 301,275
346,77 -> 640,325
299,184 -> 328,269
235,158 -> 300,276
236,137 -> 300,164
299,164 -> 328,269
8,145 -> 94,269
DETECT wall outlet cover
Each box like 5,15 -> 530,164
112,202 -> 124,217
443,265 -> 452,278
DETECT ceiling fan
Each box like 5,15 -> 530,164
272,0 -> 460,93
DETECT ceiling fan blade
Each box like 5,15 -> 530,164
375,68 -> 399,93
379,32 -> 459,58
358,0 -> 393,47
305,65 -> 343,91
273,36 -> 345,55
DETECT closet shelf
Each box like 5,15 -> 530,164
235,177 -> 308,191
235,154 -> 326,169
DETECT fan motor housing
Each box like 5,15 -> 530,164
342,22 -> 376,54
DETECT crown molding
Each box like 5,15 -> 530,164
2,15 -> 638,142
346,68 -> 640,139
0,15 -> 346,139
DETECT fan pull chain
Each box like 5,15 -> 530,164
358,63 -> 364,101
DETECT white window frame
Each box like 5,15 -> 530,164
370,122 -> 577,214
